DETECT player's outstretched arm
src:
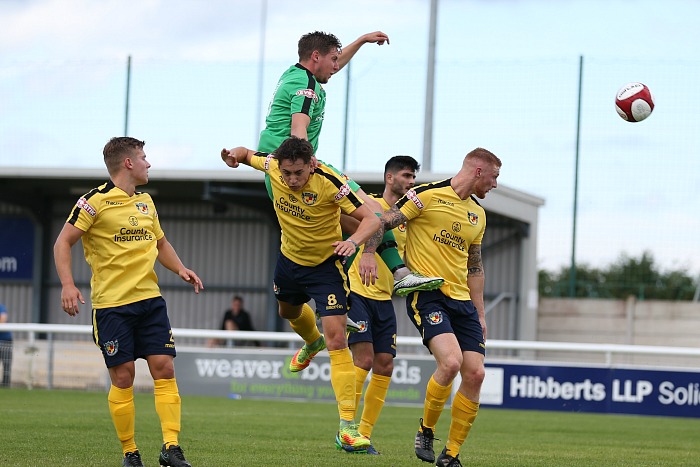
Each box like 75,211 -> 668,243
337,31 -> 390,70
53,223 -> 86,316
220,146 -> 255,168
156,236 -> 204,294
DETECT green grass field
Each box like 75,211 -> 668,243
1,388 -> 699,466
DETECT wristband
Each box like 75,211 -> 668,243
348,238 -> 359,249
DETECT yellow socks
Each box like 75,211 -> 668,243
108,385 -> 137,454
354,366 -> 370,418
422,375 -> 452,429
288,303 -> 322,344
445,391 -> 480,457
359,373 -> 391,438
329,348 -> 356,421
154,378 -> 181,448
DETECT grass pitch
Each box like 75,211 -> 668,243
1,388 -> 699,466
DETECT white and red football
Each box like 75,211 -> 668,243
615,82 -> 654,122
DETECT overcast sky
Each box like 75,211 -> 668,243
1,0 -> 699,274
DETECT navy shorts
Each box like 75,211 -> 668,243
406,290 -> 485,355
274,252 -> 350,317
347,292 -> 397,357
93,296 -> 176,368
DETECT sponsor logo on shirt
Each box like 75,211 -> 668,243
289,194 -> 299,203
275,197 -> 311,221
452,222 -> 462,233
77,197 -> 96,217
265,154 -> 275,170
135,202 -> 149,215
406,189 -> 424,209
113,227 -> 154,243
296,88 -> 319,102
334,183 -> 351,201
433,230 -> 466,251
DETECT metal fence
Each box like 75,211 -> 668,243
2,323 -> 700,392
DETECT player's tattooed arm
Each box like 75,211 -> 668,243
467,242 -> 487,339
363,206 -> 407,254
362,228 -> 384,255
467,244 -> 484,277
382,206 -> 408,231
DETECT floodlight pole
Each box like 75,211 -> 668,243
124,55 -> 132,136
569,55 -> 584,297
254,0 -> 268,146
422,0 -> 438,171
342,62 -> 351,171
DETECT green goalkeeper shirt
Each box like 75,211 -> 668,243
258,63 -> 326,154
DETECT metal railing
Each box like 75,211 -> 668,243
2,323 -> 700,390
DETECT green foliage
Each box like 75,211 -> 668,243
2,388 -> 700,466
539,251 -> 698,300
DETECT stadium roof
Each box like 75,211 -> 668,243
0,166 -> 544,224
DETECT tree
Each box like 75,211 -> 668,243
539,251 -> 698,300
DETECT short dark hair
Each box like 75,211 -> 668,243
384,155 -> 420,177
298,31 -> 342,61
274,136 -> 313,164
103,137 -> 145,174
232,295 -> 243,303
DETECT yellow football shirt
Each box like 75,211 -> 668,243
349,195 -> 407,300
251,154 -> 363,266
397,179 -> 486,301
66,181 -> 165,308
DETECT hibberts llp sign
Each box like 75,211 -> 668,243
481,363 -> 700,418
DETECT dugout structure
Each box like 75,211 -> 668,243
0,167 -> 542,351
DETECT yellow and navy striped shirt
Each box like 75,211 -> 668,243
397,179 -> 486,301
66,180 -> 164,308
251,154 -> 363,266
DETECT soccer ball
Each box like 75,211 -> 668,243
615,82 -> 654,122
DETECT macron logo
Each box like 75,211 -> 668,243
77,197 -> 96,217
406,189 -> 424,209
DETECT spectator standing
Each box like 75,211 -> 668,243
0,303 -> 12,387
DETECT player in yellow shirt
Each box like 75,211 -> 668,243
361,147 -> 501,466
54,137 -> 203,467
339,155 -> 420,455
220,136 -> 381,452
